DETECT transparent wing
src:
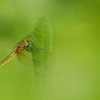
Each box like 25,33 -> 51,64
17,31 -> 34,44
17,49 -> 33,66
17,48 -> 42,66
16,30 -> 43,66
16,31 -> 34,65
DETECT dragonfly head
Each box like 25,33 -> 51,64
23,40 -> 29,46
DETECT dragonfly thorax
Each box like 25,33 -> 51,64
16,40 -> 29,53
16,44 -> 24,52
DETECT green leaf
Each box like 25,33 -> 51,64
31,15 -> 52,98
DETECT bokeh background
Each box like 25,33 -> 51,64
0,0 -> 100,100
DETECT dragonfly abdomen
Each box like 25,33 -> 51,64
0,51 -> 17,67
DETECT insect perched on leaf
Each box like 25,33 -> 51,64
0,15 -> 52,69
0,32 -> 34,67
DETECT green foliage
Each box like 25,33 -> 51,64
31,15 -> 52,99
0,1 -> 100,100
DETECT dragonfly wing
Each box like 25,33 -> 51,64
16,31 -> 34,65
18,31 -> 34,44
17,49 -> 33,66
17,49 -> 42,66
16,30 -> 42,66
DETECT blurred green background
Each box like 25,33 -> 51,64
0,0 -> 100,100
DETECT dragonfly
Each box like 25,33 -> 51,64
0,31 -> 35,67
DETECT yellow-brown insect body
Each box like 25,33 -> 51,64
0,40 -> 29,67
16,40 -> 29,53
0,51 -> 17,67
